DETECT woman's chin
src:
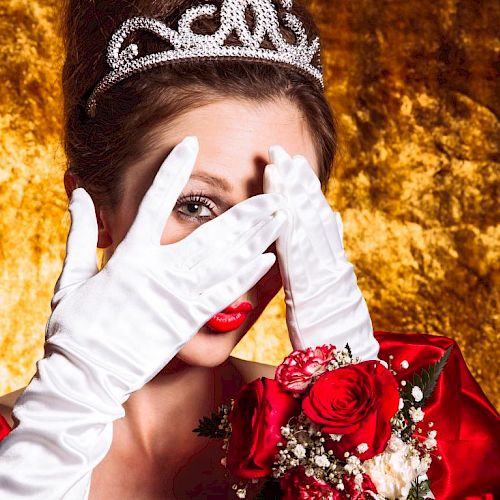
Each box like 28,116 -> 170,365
173,324 -> 248,368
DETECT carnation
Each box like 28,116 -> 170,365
361,435 -> 429,500
275,344 -> 337,394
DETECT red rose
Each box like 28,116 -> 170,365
280,467 -> 378,500
280,466 -> 337,499
226,377 -> 300,479
275,344 -> 337,394
302,360 -> 399,460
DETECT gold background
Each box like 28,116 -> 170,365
0,0 -> 498,408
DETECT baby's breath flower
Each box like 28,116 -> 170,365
400,360 -> 409,369
293,444 -> 306,459
424,435 -> 437,449
412,386 -> 424,402
314,455 -> 331,468
409,406 -> 425,423
281,425 -> 291,437
236,488 -> 247,498
329,433 -> 343,442
356,443 -> 369,454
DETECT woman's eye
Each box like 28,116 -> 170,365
178,202 -> 212,218
175,193 -> 217,222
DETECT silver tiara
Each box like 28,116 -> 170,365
85,0 -> 324,117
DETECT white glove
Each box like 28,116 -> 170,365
263,144 -> 379,360
0,135 -> 288,498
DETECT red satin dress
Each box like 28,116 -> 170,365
1,331 -> 499,499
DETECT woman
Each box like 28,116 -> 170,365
0,0 -> 498,499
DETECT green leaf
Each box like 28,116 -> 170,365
402,345 -> 453,407
407,478 -> 431,499
192,404 -> 231,438
344,343 -> 352,358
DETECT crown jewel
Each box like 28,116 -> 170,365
86,0 -> 324,117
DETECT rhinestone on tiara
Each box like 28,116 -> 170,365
86,0 -> 324,117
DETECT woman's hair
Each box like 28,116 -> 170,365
61,0 -> 338,209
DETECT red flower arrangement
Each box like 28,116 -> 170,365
194,343 -> 451,499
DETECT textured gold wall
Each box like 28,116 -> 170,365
0,0 -> 498,408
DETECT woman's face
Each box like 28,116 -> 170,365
99,97 -> 319,367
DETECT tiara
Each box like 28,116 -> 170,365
85,0 -> 324,117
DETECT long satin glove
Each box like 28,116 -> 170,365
263,144 -> 379,360
0,135 -> 288,499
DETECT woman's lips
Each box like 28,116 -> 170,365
206,301 -> 254,333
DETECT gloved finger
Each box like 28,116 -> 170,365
277,155 -> 345,258
275,208 -> 317,289
276,206 -> 312,286
262,162 -> 284,195
288,156 -> 345,255
192,209 -> 287,285
201,252 -> 277,315
51,187 -> 99,309
269,155 -> 336,264
269,145 -> 321,194
268,143 -> 291,167
125,135 -> 199,246
167,192 -> 287,270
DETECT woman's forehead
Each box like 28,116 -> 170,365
125,98 -> 319,201
161,98 -> 319,173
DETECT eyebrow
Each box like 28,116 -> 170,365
189,172 -> 232,192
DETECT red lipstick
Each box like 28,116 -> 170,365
206,301 -> 254,333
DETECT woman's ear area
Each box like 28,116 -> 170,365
63,170 -> 113,249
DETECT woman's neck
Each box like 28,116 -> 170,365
112,356 -> 241,467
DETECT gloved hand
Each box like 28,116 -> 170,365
263,144 -> 379,360
0,135 -> 288,498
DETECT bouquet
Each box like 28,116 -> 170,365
194,343 -> 451,499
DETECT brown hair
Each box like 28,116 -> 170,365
61,0 -> 337,210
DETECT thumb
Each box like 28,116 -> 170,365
51,188 -> 99,309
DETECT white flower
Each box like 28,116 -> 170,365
329,433 -> 343,441
386,434 -> 405,452
398,398 -> 405,410
293,444 -> 306,459
412,386 -> 423,402
236,488 -> 247,498
424,436 -> 437,449
281,425 -> 291,437
362,436 -> 426,500
356,443 -> 369,454
423,429 -> 438,449
314,455 -> 331,468
409,407 -> 425,423
345,455 -> 362,474
400,360 -> 409,369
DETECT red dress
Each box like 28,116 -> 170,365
1,331 -> 499,499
